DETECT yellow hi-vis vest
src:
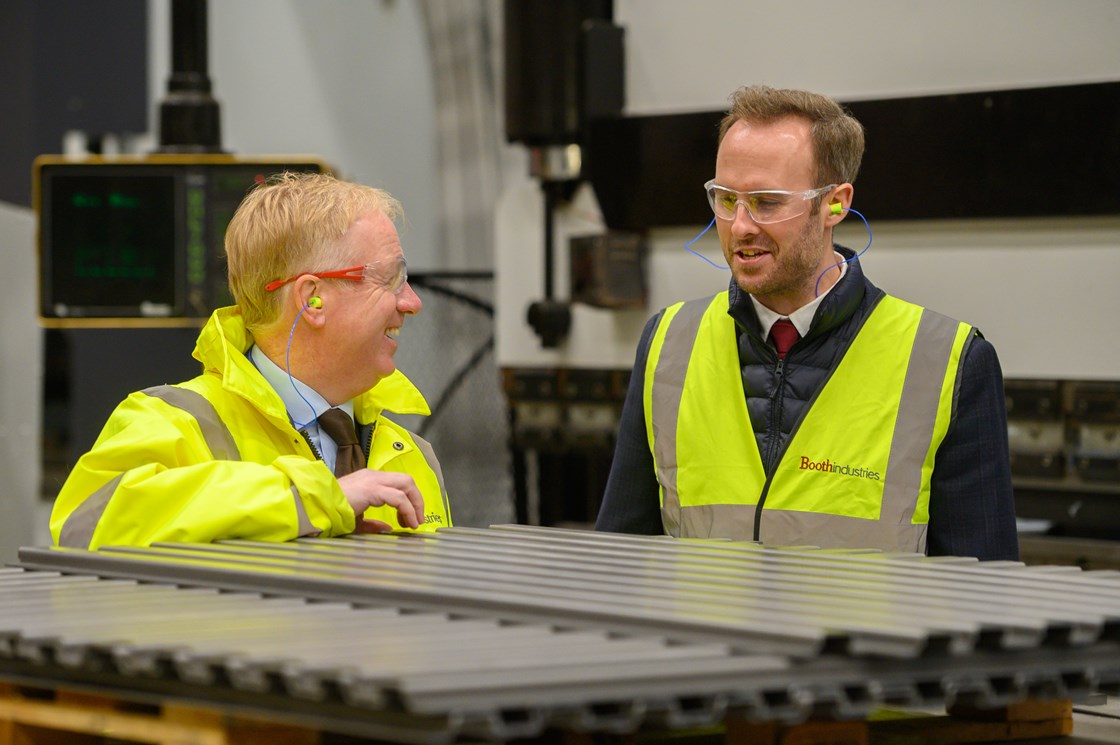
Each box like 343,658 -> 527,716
644,292 -> 973,552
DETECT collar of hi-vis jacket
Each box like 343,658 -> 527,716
192,306 -> 432,429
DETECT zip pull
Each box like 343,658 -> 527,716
769,359 -> 785,400
361,421 -> 375,459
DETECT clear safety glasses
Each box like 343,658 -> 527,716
704,180 -> 836,224
264,255 -> 408,295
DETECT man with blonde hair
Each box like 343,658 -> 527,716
52,172 -> 451,549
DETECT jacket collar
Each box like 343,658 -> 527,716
193,307 -> 431,426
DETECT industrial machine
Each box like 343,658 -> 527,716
33,0 -> 329,489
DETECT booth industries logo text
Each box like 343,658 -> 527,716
799,456 -> 881,481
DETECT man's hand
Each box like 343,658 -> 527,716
336,470 -> 425,533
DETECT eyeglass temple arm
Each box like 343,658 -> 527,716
264,266 -> 367,292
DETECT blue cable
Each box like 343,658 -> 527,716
285,303 -> 319,428
814,206 -> 872,297
681,208 -> 874,299
683,217 -> 727,270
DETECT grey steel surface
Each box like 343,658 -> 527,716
5,526 -> 1120,742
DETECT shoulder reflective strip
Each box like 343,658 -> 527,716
290,485 -> 321,537
880,308 -> 963,539
411,433 -> 453,522
651,296 -> 714,537
58,473 -> 124,548
141,386 -> 242,461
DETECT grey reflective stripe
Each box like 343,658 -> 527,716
141,386 -> 241,461
59,387 -> 245,548
677,502 -> 758,542
411,432 -> 453,524
58,474 -> 123,548
878,308 -> 962,551
760,509 -> 928,553
650,297 -> 711,538
290,485 -> 321,537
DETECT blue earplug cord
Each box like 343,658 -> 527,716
683,207 -> 873,298
286,302 -> 320,427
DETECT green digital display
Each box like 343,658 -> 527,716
69,191 -> 141,209
45,173 -> 178,316
38,159 -> 328,321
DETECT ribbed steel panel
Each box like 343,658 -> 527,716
6,526 -> 1120,742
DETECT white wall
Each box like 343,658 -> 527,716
0,203 -> 43,562
620,0 -> 1120,112
495,0 -> 1120,379
839,217 -> 1120,380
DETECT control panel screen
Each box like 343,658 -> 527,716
42,171 -> 179,317
36,157 -> 329,324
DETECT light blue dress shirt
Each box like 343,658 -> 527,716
247,345 -> 356,474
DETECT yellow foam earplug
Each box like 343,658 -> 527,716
307,296 -> 323,309
830,202 -> 844,215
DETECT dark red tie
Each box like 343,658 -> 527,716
317,408 -> 367,477
769,318 -> 800,359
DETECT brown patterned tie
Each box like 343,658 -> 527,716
769,318 -> 800,359
317,408 -> 367,477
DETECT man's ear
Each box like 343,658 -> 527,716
292,276 -> 327,327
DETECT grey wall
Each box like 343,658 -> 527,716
0,0 -> 147,206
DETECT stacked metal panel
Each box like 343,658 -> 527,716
6,525 -> 1120,743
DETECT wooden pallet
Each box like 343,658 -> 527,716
548,699 -> 1074,745
0,683 -> 1077,745
867,699 -> 1073,745
0,683 -> 319,745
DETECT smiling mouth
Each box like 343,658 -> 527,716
735,247 -> 769,259
386,327 -> 400,338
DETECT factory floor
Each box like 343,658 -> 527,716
1068,703 -> 1120,744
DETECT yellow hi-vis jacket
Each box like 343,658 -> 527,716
644,292 -> 971,552
51,306 -> 452,549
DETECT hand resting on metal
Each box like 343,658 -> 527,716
337,469 -> 425,533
